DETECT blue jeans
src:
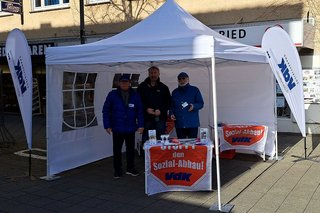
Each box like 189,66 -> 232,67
142,119 -> 166,143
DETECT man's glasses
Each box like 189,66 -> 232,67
178,77 -> 186,80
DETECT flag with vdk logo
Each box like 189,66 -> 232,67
5,28 -> 33,149
262,26 -> 306,137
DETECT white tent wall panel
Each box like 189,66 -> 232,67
47,61 -> 212,176
216,62 -> 275,120
47,66 -> 112,175
216,62 -> 276,156
46,60 -> 276,176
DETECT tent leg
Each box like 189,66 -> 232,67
275,131 -> 278,160
276,155 -> 284,161
274,131 -> 283,161
209,56 -> 234,212
209,203 -> 234,212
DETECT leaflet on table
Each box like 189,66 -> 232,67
148,130 -> 157,144
200,128 -> 209,143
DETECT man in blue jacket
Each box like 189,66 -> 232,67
102,74 -> 144,179
170,72 -> 204,139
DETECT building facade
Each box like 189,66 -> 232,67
0,0 -> 319,133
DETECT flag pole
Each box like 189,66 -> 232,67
29,149 -> 32,177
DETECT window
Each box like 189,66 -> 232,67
87,0 -> 110,4
62,72 -> 97,132
277,69 -> 320,118
303,69 -> 320,104
112,73 -> 140,89
276,82 -> 291,118
33,0 -> 69,11
0,3 -> 13,16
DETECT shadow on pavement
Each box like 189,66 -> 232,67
0,114 -> 311,212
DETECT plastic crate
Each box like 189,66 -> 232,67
214,149 -> 236,159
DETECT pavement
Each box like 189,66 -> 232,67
0,114 -> 320,213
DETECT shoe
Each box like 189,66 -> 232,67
126,169 -> 139,176
113,170 -> 122,179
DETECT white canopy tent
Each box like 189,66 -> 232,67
45,0 -> 276,178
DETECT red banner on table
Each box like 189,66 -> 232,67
150,145 -> 207,186
222,125 -> 267,146
219,125 -> 268,154
144,143 -> 213,195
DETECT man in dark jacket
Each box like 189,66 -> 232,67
170,72 -> 204,139
137,66 -> 171,143
103,74 -> 144,179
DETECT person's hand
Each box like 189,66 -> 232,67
147,108 -> 155,115
188,104 -> 194,112
154,109 -> 161,116
137,127 -> 144,134
106,128 -> 112,135
170,114 -> 176,120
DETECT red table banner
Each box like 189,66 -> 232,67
144,143 -> 213,195
222,125 -> 267,146
219,125 -> 268,155
150,145 -> 207,186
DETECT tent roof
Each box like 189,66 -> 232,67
46,0 -> 267,65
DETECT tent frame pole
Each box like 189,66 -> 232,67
275,77 -> 278,160
209,57 -> 234,212
40,67 -> 60,181
274,77 -> 283,161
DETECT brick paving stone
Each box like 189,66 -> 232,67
1,115 -> 320,212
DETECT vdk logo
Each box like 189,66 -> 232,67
165,172 -> 192,181
278,57 -> 296,90
232,137 -> 251,143
14,57 -> 27,95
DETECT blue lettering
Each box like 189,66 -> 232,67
165,172 -> 173,180
14,60 -> 27,94
232,137 -> 251,143
278,58 -> 296,90
287,77 -> 296,90
165,172 -> 191,181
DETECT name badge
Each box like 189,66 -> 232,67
129,104 -> 135,108
181,102 -> 188,108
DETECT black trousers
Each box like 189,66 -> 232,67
176,127 -> 198,139
112,132 -> 135,172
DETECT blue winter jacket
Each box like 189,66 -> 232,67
102,88 -> 144,133
170,83 -> 204,128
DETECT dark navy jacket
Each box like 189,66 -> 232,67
137,77 -> 171,122
102,88 -> 144,133
170,83 -> 204,128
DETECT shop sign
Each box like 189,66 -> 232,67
1,0 -> 21,14
1,0 -> 20,2
0,42 -> 54,57
213,19 -> 308,47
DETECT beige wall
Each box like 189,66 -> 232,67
0,0 -> 319,53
